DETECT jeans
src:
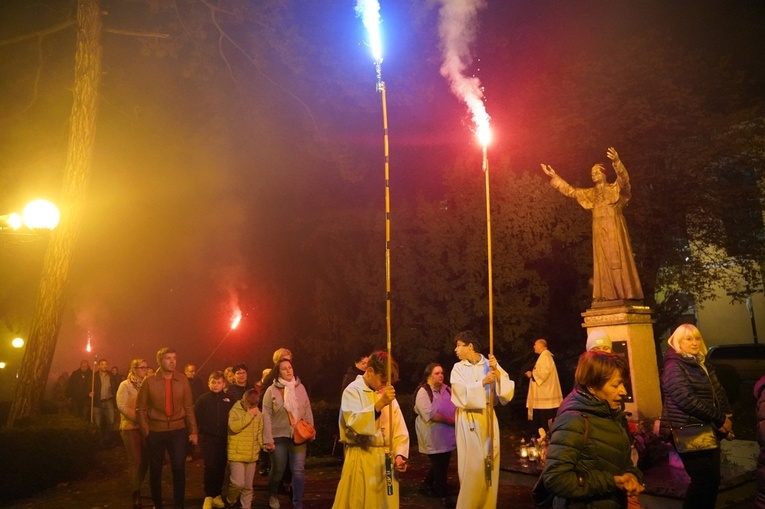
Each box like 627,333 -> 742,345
269,437 -> 306,509
680,448 -> 721,509
147,428 -> 189,509
227,461 -> 257,509
200,435 -> 228,497
120,429 -> 148,492
93,399 -> 115,444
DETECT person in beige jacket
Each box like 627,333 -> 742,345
525,339 -> 563,433
116,358 -> 150,509
136,347 -> 198,509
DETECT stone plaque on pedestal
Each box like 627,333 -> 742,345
582,304 -> 662,420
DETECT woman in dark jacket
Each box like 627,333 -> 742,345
542,351 -> 644,508
660,323 -> 733,509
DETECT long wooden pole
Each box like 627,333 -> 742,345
483,145 -> 495,485
90,358 -> 96,422
377,65 -> 395,497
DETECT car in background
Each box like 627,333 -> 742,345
706,343 -> 765,403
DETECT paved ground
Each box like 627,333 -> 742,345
3,406 -> 756,509
2,439 -> 535,509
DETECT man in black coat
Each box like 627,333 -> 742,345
66,360 -> 93,421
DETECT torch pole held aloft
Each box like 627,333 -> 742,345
356,0 -> 393,492
483,145 -> 495,485
90,357 -> 96,423
380,77 -> 395,497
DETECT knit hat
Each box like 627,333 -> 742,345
586,329 -> 612,351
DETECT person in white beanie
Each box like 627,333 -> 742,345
586,329 -> 613,353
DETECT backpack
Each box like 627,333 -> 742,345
532,413 -> 590,508
413,384 -> 451,412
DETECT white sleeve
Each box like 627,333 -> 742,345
450,363 -> 487,410
341,384 -> 378,437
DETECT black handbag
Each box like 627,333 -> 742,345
670,423 -> 719,454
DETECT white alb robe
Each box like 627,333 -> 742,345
526,349 -> 563,419
332,375 -> 409,509
451,355 -> 515,509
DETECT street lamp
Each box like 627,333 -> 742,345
0,200 -> 60,232
0,200 -> 59,246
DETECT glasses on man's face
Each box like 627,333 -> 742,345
236,371 -> 247,376
137,366 -> 149,370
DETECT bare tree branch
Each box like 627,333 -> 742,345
0,19 -> 75,48
197,0 -> 320,136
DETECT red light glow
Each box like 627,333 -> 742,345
231,310 -> 242,330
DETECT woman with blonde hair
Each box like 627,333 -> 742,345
116,358 -> 151,508
660,323 -> 733,509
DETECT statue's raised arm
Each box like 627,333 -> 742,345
540,163 -> 577,199
541,148 -> 643,304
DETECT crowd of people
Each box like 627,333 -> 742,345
60,346 -> 302,509
52,322 -> 755,509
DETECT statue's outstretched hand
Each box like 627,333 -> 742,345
606,147 -> 619,163
540,164 -> 556,178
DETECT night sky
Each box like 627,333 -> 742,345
1,0 -> 764,396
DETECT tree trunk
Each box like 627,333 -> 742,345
6,0 -> 102,427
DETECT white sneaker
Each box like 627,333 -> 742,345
211,495 -> 226,509
203,496 -> 214,509
269,496 -> 281,509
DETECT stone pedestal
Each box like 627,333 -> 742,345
582,304 -> 662,420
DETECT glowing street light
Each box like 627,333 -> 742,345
11,338 -> 24,349
0,199 -> 60,233
21,200 -> 60,230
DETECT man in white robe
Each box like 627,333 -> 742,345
525,339 -> 563,432
332,351 -> 409,509
450,331 -> 515,509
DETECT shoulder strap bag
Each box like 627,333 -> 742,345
532,413 -> 590,508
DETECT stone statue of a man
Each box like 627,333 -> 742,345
541,147 -> 643,303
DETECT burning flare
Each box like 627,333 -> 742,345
434,0 -> 491,146
231,309 -> 242,330
356,0 -> 382,62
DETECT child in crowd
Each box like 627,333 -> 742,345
195,371 -> 235,509
224,389 -> 266,509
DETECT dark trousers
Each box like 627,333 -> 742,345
424,450 -> 452,497
532,408 -> 558,433
679,448 -> 721,509
756,451 -> 765,509
72,397 -> 91,421
200,436 -> 228,498
147,428 -> 188,509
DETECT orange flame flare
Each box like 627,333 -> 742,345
231,310 -> 242,330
